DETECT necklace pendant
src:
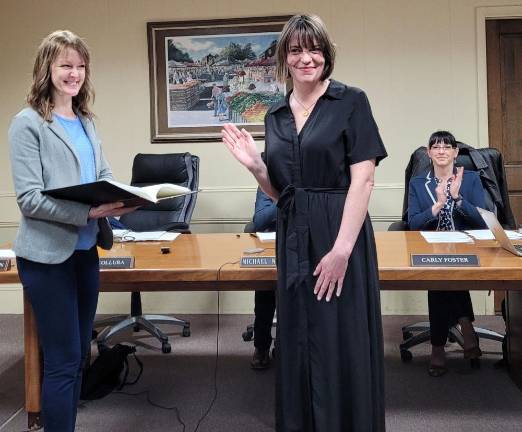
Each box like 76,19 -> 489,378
303,111 -> 309,117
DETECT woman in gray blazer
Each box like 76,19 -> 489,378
9,30 -> 135,432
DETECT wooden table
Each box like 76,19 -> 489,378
2,232 -> 522,428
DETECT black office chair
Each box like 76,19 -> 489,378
391,142 -> 516,362
95,153 -> 199,354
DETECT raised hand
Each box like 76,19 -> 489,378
432,180 -> 447,216
435,180 -> 446,205
221,123 -> 262,170
450,166 -> 464,199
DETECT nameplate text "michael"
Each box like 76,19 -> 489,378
240,256 -> 276,268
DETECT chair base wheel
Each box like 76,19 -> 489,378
162,342 -> 172,354
242,329 -> 254,342
400,349 -> 413,363
182,326 -> 191,337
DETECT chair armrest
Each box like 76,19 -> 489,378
244,221 -> 256,233
162,222 -> 190,233
388,220 -> 409,231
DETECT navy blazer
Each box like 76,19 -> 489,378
407,170 -> 487,231
252,188 -> 276,232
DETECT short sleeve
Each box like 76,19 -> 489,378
346,90 -> 387,166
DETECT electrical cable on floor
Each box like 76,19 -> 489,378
191,259 -> 239,432
99,259 -> 239,432
0,405 -> 25,432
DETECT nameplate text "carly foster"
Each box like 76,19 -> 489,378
410,254 -> 479,267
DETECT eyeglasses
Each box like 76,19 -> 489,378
431,144 -> 455,151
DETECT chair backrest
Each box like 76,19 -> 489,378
398,142 -> 516,229
119,153 -> 199,232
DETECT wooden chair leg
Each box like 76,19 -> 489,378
24,293 -> 42,429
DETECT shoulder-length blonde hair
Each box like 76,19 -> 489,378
275,14 -> 336,83
27,30 -> 94,121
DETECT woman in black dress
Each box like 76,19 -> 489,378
222,14 -> 387,432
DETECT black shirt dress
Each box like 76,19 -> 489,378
264,79 -> 387,432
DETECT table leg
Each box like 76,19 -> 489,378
24,292 -> 42,429
507,290 -> 522,390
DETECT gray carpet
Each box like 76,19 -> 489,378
1,314 -> 521,432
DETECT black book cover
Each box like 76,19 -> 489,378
42,181 -> 152,207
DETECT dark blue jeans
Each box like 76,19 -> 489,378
17,247 -> 100,432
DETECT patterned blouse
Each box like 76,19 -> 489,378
435,177 -> 456,231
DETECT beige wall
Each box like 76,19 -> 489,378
1,0 -> 521,314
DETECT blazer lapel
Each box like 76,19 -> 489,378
424,171 -> 437,205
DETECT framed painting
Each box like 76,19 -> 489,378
147,16 -> 290,143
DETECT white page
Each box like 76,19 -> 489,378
140,183 -> 191,199
113,230 -> 180,242
256,232 -> 276,242
0,249 -> 16,258
420,231 -> 474,243
107,180 -> 190,202
466,229 -> 522,241
132,231 -> 180,241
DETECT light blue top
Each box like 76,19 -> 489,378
54,113 -> 98,250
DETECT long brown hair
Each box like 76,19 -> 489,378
27,30 -> 94,121
275,14 -> 336,83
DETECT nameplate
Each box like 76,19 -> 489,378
99,257 -> 134,269
411,254 -> 479,267
240,256 -> 276,268
0,259 -> 11,271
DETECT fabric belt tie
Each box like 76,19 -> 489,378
277,185 -> 348,291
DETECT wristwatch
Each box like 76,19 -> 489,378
453,194 -> 463,205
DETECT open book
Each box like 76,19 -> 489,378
42,180 -> 194,207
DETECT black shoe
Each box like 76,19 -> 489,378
250,348 -> 270,370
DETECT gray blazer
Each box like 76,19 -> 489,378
9,107 -> 113,264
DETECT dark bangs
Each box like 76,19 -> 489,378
289,22 -> 323,51
428,130 -> 457,148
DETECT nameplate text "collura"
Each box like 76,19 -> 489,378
0,259 -> 11,271
99,257 -> 135,269
240,256 -> 276,268
411,254 -> 479,267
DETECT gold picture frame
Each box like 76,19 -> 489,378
147,16 -> 290,143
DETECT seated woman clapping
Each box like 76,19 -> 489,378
408,131 -> 487,377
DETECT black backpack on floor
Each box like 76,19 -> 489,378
80,343 -> 143,400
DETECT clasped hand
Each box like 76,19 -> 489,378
433,166 -> 463,214
449,166 -> 463,199
313,246 -> 350,302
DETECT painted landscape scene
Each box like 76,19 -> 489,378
165,32 -> 285,127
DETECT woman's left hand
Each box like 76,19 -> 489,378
450,166 -> 464,199
88,202 -> 139,219
313,246 -> 350,302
